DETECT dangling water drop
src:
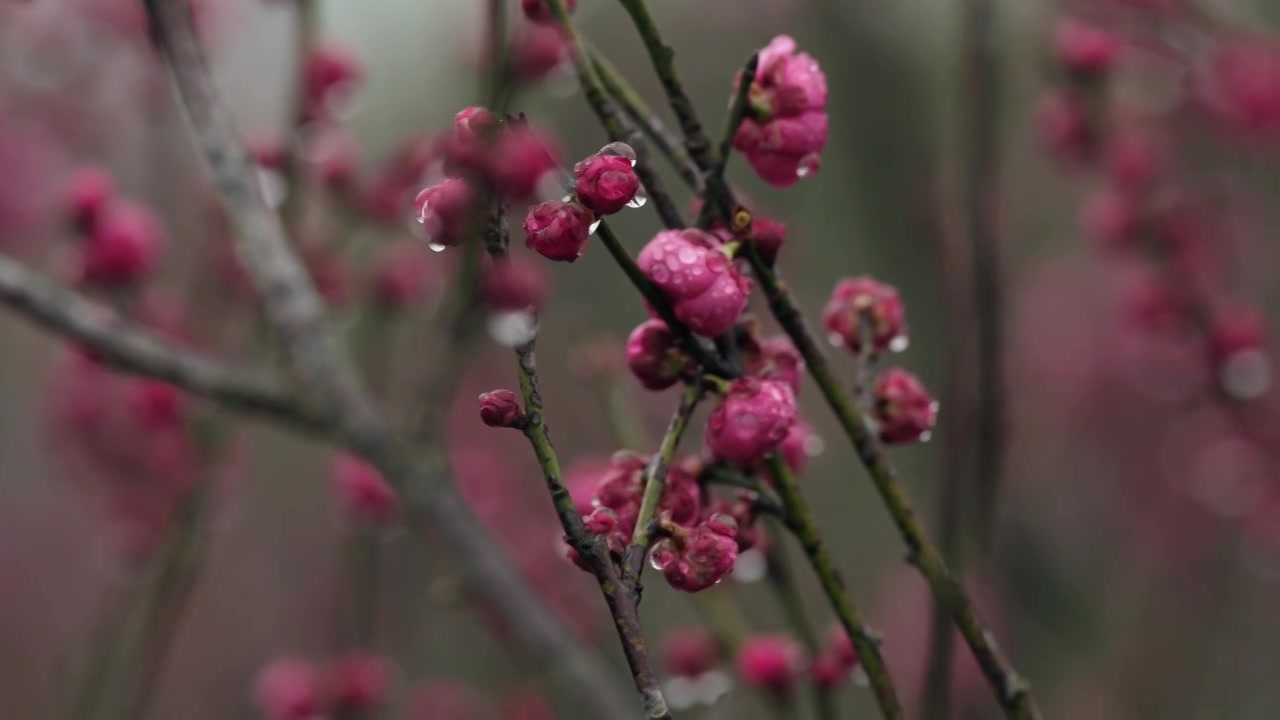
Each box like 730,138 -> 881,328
889,335 -> 910,353
487,309 -> 539,348
796,153 -> 821,179
804,434 -> 826,457
257,168 -> 289,209
626,185 -> 649,209
919,430 -> 933,443
589,217 -> 603,235
827,332 -> 844,347
731,548 -> 767,583
427,242 -> 447,253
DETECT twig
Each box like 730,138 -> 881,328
595,222 -> 730,377
541,0 -> 684,229
0,252 -> 327,432
613,0 -> 717,172
767,454 -> 904,719
624,383 -> 705,579
742,241 -> 1042,719
513,337 -> 674,720
697,54 -> 758,229
587,45 -> 702,191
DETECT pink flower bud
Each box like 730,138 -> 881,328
1210,302 -> 1266,362
567,507 -> 626,571
636,229 -> 751,337
735,635 -> 806,697
445,106 -> 503,176
1054,20 -> 1120,76
1209,40 -> 1280,138
573,153 -> 639,215
746,35 -> 828,121
333,454 -> 400,525
327,653 -> 392,712
733,113 -> 828,188
733,36 -> 828,187
523,200 -> 594,262
592,452 -> 701,536
822,276 -> 907,354
1036,90 -> 1097,165
1104,128 -> 1165,191
777,418 -> 815,475
1081,186 -> 1141,249
706,378 -> 798,467
509,23 -> 570,82
811,652 -> 848,691
873,367 -> 938,444
625,319 -> 688,391
656,514 -> 739,592
371,243 -> 435,311
750,216 -> 788,265
127,380 -> 185,432
254,657 -> 322,720
478,389 -> 525,428
303,44 -> 363,120
663,627 -> 721,677
79,200 -> 164,287
306,129 -> 359,190
521,0 -> 576,23
479,255 -> 548,310
414,179 -> 476,248
824,623 -> 858,668
492,124 -> 561,201
248,135 -> 290,171
742,335 -> 805,395
65,166 -> 115,234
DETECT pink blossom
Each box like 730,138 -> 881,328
78,200 -> 164,288
655,514 -> 739,592
326,653 -> 393,712
573,153 -> 639,215
521,0 -> 576,24
333,454 -> 399,525
492,124 -> 561,201
65,166 -> 115,234
253,657 -> 323,720
303,44 -> 363,121
523,200 -> 595,262
663,626 -> 721,677
478,389 -> 525,428
732,35 -> 829,187
735,634 -> 805,696
1054,20 -> 1121,76
1208,40 -> 1280,138
873,367 -> 938,444
706,378 -> 798,466
414,179 -> 476,248
822,276 -> 907,354
636,229 -> 751,337
479,254 -> 548,311
509,23 -> 570,82
625,319 -> 687,391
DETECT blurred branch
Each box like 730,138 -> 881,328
512,336 -> 673,720
696,54 -> 758,230
767,454 -> 904,719
0,252 -> 327,432
741,240 -> 1043,719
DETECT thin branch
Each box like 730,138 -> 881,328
588,45 -> 702,191
595,221 -> 730,377
613,0 -> 717,173
513,337 -> 674,720
543,0 -> 685,229
697,53 -> 758,229
624,382 -> 705,578
742,241 -> 1042,720
0,252 -> 327,432
767,454 -> 904,720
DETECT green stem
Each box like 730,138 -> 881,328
767,455 -> 904,720
744,242 -> 1041,719
696,53 -> 758,229
625,383 -> 704,578
691,586 -> 751,656
601,378 -> 652,450
512,338 -> 674,720
763,519 -> 838,720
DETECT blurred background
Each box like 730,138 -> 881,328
2,0 -> 1280,717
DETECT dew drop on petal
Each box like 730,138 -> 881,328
918,430 -> 933,443
600,141 -> 637,165
731,548 -> 767,583
427,242 -> 447,253
487,310 -> 539,348
889,335 -> 910,353
650,264 -> 671,283
626,185 -> 648,209
828,332 -> 845,347
796,153 -> 821,178
804,434 -> 826,457
589,217 -> 603,236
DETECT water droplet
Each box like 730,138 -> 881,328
696,670 -> 732,705
677,247 -> 699,264
427,242 -> 447,253
796,153 -> 821,179
649,544 -> 673,571
731,548 -> 766,583
257,168 -> 289,209
827,332 -> 845,347
600,141 -> 637,165
664,677 -> 698,711
650,265 -> 670,283
1220,348 -> 1272,401
852,665 -> 869,688
919,431 -> 933,443
889,335 -> 910,353
804,434 -> 826,457
487,310 -> 539,348
626,186 -> 648,209
589,217 -> 603,235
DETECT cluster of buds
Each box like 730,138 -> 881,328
650,513 -> 740,592
735,634 -> 807,699
810,624 -> 862,691
636,228 -> 752,337
661,627 -> 732,709
705,377 -> 799,467
733,35 -> 830,187
254,653 -> 393,720
522,142 -> 644,263
63,166 -> 166,289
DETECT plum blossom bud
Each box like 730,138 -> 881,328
1036,90 -> 1098,164
566,507 -> 626,571
735,635 -> 805,697
625,319 -> 689,391
777,419 -> 816,475
128,381 -> 185,432
478,389 -> 525,428
327,653 -> 392,712
654,514 -> 739,592
873,368 -> 938,444
253,657 -> 322,720
733,35 -> 829,187
479,255 -> 548,310
664,627 -> 721,678
414,179 -> 475,248
636,229 -> 751,337
1054,20 -> 1120,76
445,106 -> 503,175
65,166 -> 115,234
333,454 -> 400,525
822,276 -> 907,354
1209,40 -> 1280,138
521,0 -> 576,24
824,623 -> 858,668
573,152 -> 639,215
79,200 -> 164,287
1209,302 -> 1271,400
750,217 -> 788,265
741,334 -> 804,394
492,124 -> 561,201
523,200 -> 594,262
303,44 -> 362,120
1081,186 -> 1141,249
509,23 -> 570,82
811,653 -> 848,691
706,378 -> 798,466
